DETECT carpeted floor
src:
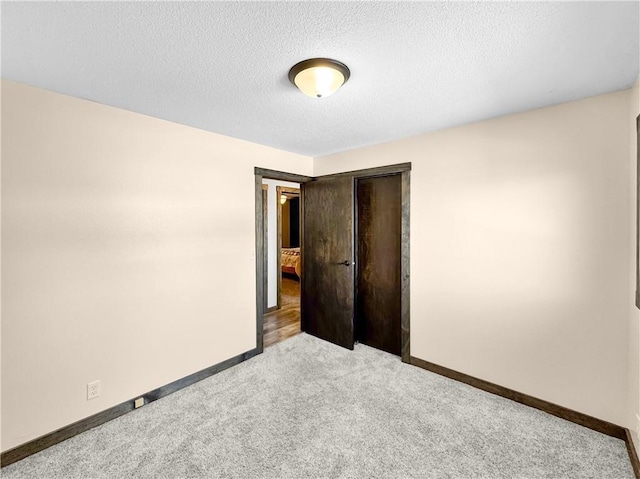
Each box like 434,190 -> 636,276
3,334 -> 634,479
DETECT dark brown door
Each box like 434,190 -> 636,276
356,174 -> 402,355
302,176 -> 355,349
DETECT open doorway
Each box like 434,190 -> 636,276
254,164 -> 410,360
261,179 -> 302,347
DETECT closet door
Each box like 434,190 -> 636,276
302,176 -> 355,350
356,174 -> 402,355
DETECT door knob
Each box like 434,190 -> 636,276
337,260 -> 354,266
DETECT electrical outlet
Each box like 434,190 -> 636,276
134,397 -> 144,409
87,380 -> 100,400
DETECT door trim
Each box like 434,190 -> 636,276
255,168 -> 313,184
254,163 -> 410,360
400,170 -> 411,362
316,162 -> 411,181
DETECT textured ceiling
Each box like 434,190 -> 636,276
2,2 -> 639,157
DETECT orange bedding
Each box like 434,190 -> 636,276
282,247 -> 301,277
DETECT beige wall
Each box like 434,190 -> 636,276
315,90 -> 632,426
629,79 -> 640,452
2,78 -> 636,452
0,80 -> 313,452
0,81 -> 3,453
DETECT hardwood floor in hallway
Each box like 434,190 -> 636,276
264,276 -> 300,348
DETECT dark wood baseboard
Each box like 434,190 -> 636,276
409,356 -> 640,476
4,349 -> 636,475
625,428 -> 640,479
1,348 -> 260,468
409,356 -> 625,439
264,305 -> 279,314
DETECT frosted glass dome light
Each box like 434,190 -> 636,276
288,58 -> 350,99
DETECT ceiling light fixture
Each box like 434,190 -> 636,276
288,58 -> 350,99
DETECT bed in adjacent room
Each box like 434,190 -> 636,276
281,247 -> 301,278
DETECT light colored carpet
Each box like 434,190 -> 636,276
2,333 -> 634,479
